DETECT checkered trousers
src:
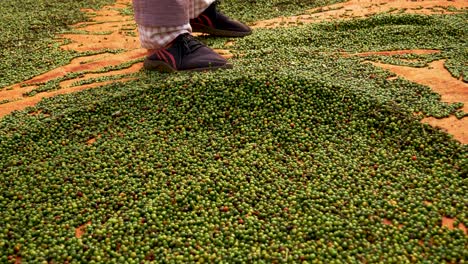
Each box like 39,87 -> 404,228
137,0 -> 215,49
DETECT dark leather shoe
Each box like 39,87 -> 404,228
144,33 -> 232,72
190,1 -> 252,37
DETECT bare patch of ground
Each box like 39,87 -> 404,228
86,134 -> 102,145
252,0 -> 467,29
343,49 -> 467,144
442,217 -> 467,235
0,77 -> 136,118
348,49 -> 441,57
369,59 -> 467,144
383,215 -> 467,236
422,116 -> 467,144
75,221 -> 92,239
370,60 -> 467,113
382,218 -> 404,229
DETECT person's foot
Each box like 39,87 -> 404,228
143,33 -> 232,72
190,1 -> 252,37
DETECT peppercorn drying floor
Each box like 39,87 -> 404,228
0,0 -> 466,142
0,0 -> 467,263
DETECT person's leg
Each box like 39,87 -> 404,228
133,0 -> 229,72
188,0 -> 215,21
133,0 -> 250,72
137,24 -> 191,50
190,1 -> 252,37
136,0 -> 215,50
134,0 -> 251,49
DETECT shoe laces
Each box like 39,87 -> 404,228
178,34 -> 204,56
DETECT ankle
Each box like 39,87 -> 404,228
203,1 -> 218,15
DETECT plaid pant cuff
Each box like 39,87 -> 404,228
137,0 -> 215,49
138,24 -> 191,49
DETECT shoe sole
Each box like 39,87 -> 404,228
192,24 -> 252,37
143,59 -> 233,73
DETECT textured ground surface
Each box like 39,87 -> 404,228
0,0 -> 467,263
1,0 -> 466,142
